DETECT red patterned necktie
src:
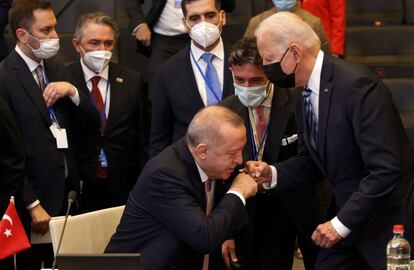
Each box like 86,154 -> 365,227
255,105 -> 267,140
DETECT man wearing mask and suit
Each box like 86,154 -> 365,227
70,12 -> 148,213
149,0 -> 234,158
248,12 -> 414,270
244,0 -> 331,54
0,1 -> 95,268
220,37 -> 329,270
124,0 -> 235,100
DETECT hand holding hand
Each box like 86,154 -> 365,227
244,161 -> 272,185
43,82 -> 76,107
29,204 -> 51,235
229,173 -> 258,199
311,221 -> 342,249
221,239 -> 238,270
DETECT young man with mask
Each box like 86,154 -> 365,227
244,0 -> 331,55
248,12 -> 414,270
0,0 -> 95,268
69,12 -> 148,213
149,0 -> 234,158
220,37 -> 329,270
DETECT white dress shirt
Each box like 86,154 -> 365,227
266,50 -> 351,238
190,38 -> 225,106
80,58 -> 111,116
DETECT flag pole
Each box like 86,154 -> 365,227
11,196 -> 16,270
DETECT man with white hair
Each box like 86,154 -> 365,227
249,11 -> 414,270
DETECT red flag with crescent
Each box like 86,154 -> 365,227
0,200 -> 30,259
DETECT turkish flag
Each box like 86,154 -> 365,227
0,200 -> 30,259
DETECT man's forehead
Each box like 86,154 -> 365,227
32,8 -> 56,25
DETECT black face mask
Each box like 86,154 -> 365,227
263,48 -> 298,88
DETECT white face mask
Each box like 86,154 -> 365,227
26,31 -> 59,59
187,17 -> 222,49
234,83 -> 268,108
81,46 -> 112,74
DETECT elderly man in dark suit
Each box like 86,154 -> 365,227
0,1 -> 95,268
149,0 -> 234,158
248,12 -> 414,270
69,12 -> 148,213
220,37 -> 329,270
106,106 -> 258,270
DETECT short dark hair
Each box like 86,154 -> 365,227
9,0 -> 52,39
181,0 -> 221,17
228,37 -> 263,67
74,12 -> 119,41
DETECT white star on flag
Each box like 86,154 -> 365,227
4,228 -> 12,237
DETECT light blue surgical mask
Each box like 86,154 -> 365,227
234,84 -> 268,108
272,0 -> 297,11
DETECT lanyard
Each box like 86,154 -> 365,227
43,72 -> 59,125
189,49 -> 221,104
88,79 -> 110,134
248,108 -> 270,161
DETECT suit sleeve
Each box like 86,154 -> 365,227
148,168 -> 248,254
124,0 -> 147,32
336,79 -> 403,231
149,69 -> 173,158
0,98 -> 25,205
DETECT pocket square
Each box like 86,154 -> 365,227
281,134 -> 298,146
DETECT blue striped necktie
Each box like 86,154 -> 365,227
201,52 -> 221,105
304,86 -> 318,149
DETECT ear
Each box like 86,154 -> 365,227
183,18 -> 191,33
195,143 -> 208,160
220,10 -> 226,26
289,43 -> 302,64
16,28 -> 28,43
72,38 -> 82,54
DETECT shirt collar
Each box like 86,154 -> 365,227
195,162 -> 209,183
190,37 -> 224,62
80,57 -> 109,82
307,50 -> 324,96
15,45 -> 44,72
261,83 -> 274,108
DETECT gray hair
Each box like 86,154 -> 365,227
255,11 -> 320,55
186,105 -> 244,148
73,12 -> 119,41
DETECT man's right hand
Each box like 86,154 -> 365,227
222,239 -> 238,269
245,161 -> 272,185
29,204 -> 51,235
135,24 -> 151,47
229,173 -> 257,199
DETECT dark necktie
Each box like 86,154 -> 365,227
34,65 -> 46,91
304,86 -> 318,149
202,179 -> 213,270
201,53 -> 221,105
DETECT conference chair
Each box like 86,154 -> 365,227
384,78 -> 414,148
346,0 -> 404,26
49,205 -> 125,254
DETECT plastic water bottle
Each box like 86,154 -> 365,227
387,224 -> 411,270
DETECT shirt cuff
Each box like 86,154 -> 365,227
263,165 -> 277,190
69,87 -> 80,106
26,199 -> 40,210
331,216 -> 351,238
226,190 -> 246,206
132,23 -> 147,35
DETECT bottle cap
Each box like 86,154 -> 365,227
393,224 -> 404,233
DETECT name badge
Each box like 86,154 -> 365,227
49,124 -> 68,149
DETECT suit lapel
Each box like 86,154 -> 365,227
177,47 -> 204,112
318,56 -> 334,165
10,51 -> 51,126
264,88 -> 290,163
221,44 -> 234,99
105,64 -> 124,134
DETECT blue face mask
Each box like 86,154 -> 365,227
272,0 -> 296,11
234,84 -> 268,108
